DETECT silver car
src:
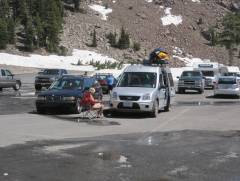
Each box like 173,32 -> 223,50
214,76 -> 240,97
110,64 -> 175,117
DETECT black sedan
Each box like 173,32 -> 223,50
36,75 -> 96,114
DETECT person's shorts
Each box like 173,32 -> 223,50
108,85 -> 113,91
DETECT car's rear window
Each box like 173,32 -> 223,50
218,78 -> 236,84
43,69 -> 60,75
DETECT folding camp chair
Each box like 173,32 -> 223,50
78,102 -> 103,122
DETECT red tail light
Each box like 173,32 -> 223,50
99,79 -> 107,85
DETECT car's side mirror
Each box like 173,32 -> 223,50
202,76 -> 206,79
177,76 -> 180,79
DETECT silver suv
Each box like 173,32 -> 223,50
0,69 -> 21,91
177,70 -> 205,94
110,64 -> 175,117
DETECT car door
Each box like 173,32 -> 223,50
0,69 -> 8,88
5,70 -> 15,87
158,73 -> 166,108
167,73 -> 175,97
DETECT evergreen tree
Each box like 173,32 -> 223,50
91,29 -> 97,47
34,14 -> 44,48
0,18 -> 8,49
45,0 -> 63,52
106,32 -> 117,47
216,12 -> 240,65
0,0 -> 10,19
24,16 -> 35,51
18,0 -> 29,26
117,27 -> 130,49
7,18 -> 15,44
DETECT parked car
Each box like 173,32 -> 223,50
177,70 -> 205,94
36,75 -> 96,114
0,69 -> 21,91
94,73 -> 117,94
110,64 -> 175,117
35,69 -> 68,91
214,76 -> 240,97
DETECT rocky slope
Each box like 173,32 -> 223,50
61,0 -> 240,67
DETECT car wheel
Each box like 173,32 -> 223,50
178,88 -> 184,94
73,99 -> 82,114
150,100 -> 159,118
36,107 -> 45,114
35,85 -> 42,91
13,81 -> 21,91
198,89 -> 204,94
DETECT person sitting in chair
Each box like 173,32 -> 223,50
80,88 -> 103,117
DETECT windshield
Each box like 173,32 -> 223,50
182,71 -> 201,77
218,77 -> 236,84
118,72 -> 157,88
202,71 -> 214,77
43,69 -> 60,75
49,78 -> 83,90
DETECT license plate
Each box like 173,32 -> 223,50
123,102 -> 133,107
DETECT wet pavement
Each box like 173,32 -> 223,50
1,130 -> 240,181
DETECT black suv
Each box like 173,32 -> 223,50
35,69 -> 68,91
36,75 -> 96,114
0,69 -> 21,91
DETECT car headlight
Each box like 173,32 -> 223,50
37,96 -> 46,101
142,93 -> 151,100
178,80 -> 184,84
112,92 -> 118,100
50,77 -> 56,81
62,96 -> 76,101
195,80 -> 202,85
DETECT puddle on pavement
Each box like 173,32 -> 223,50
176,101 -> 240,107
97,151 -> 132,167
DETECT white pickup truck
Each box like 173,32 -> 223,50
0,69 -> 21,91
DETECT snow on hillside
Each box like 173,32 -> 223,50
0,49 -> 117,72
161,8 -> 182,26
192,0 -> 201,3
89,4 -> 113,21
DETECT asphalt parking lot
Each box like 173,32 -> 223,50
1,74 -> 240,181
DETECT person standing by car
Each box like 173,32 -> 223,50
93,81 -> 103,101
106,75 -> 115,93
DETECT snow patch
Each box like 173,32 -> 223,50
145,0 -> 153,2
192,0 -> 201,3
89,4 -> 112,21
161,8 -> 182,26
0,49 -> 117,72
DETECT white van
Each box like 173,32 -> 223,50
110,64 -> 175,117
193,62 -> 227,88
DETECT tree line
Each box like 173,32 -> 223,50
0,0 -> 81,53
205,12 -> 240,65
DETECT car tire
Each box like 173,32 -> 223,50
73,99 -> 82,114
36,107 -> 45,114
150,100 -> 159,118
198,89 -> 204,94
13,81 -> 21,91
35,85 -> 42,91
178,88 -> 185,94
